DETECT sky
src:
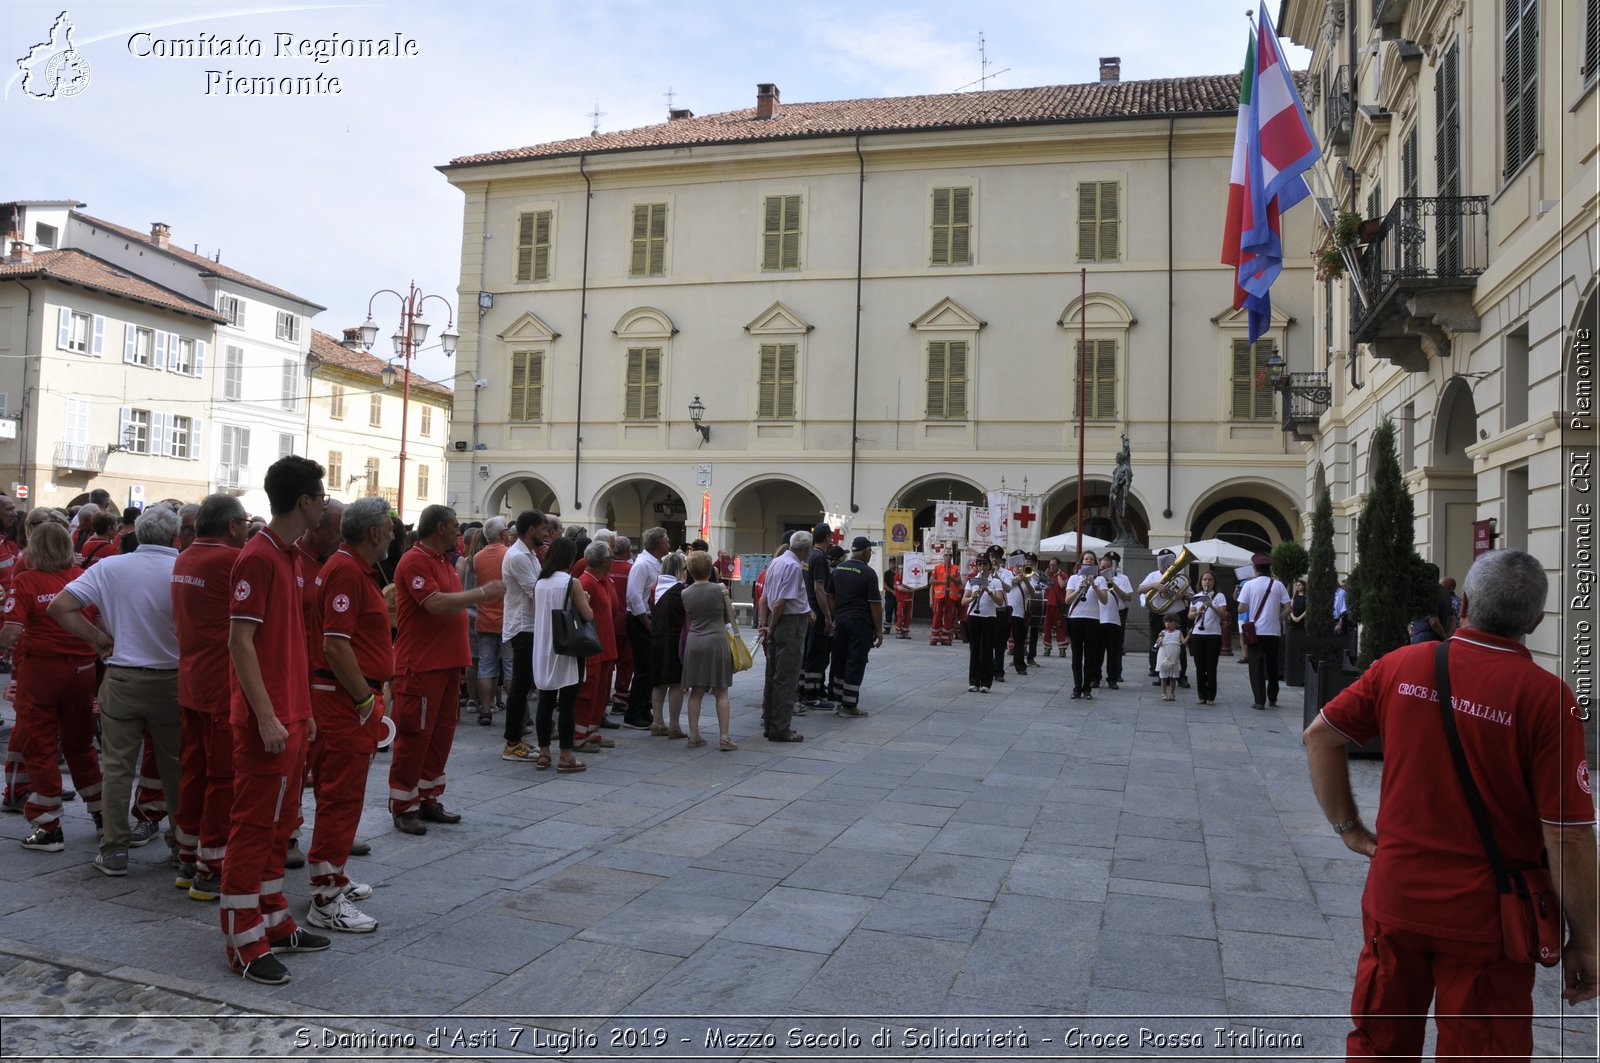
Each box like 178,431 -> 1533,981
3,0 -> 1309,390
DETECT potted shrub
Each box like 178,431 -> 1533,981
1298,487 -> 1352,695
1272,540 -> 1309,684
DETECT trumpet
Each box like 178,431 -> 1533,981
1146,546 -> 1196,613
1021,564 -> 1035,578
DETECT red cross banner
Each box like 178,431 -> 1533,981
987,490 -> 1011,552
1007,492 -> 1042,554
930,502 -> 967,549
967,507 -> 994,551
901,551 -> 928,589
962,550 -> 981,581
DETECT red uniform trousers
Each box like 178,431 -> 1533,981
1346,910 -> 1535,1062
575,659 -> 614,741
13,657 -> 101,829
1042,604 -> 1067,649
893,586 -> 913,637
173,708 -> 234,876
387,667 -> 460,815
930,596 -> 957,645
132,740 -> 166,824
219,718 -> 308,967
307,684 -> 382,904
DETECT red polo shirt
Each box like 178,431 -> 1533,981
171,538 -> 239,713
1322,628 -> 1594,940
316,545 -> 393,682
393,541 -> 470,673
295,541 -> 326,670
3,566 -> 93,664
578,569 -> 617,662
228,527 -> 310,726
0,536 -> 20,599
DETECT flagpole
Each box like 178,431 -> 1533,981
1076,266 -> 1087,558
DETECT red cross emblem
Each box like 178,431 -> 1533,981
942,510 -> 961,527
831,527 -> 845,545
1012,505 -> 1036,529
908,564 -> 923,579
975,518 -> 990,538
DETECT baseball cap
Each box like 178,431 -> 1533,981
851,536 -> 872,551
1252,552 -> 1272,567
1104,550 -> 1121,561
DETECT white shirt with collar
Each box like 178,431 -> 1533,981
500,538 -> 542,639
627,550 -> 663,616
62,544 -> 180,668
1099,569 -> 1132,625
1237,573 -> 1291,637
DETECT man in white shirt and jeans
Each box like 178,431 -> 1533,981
623,527 -> 670,729
498,511 -> 547,759
1235,552 -> 1292,709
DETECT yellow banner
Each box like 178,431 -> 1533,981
883,509 -> 915,555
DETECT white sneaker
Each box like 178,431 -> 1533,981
307,894 -> 378,933
343,881 -> 372,901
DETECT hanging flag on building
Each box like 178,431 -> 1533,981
699,492 -> 711,540
1222,3 -> 1321,343
1007,493 -> 1043,554
901,551 -> 928,589
822,511 -> 851,546
929,501 -> 968,549
883,508 -> 915,555
968,507 -> 994,551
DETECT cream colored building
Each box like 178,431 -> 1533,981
306,328 -> 452,525
1281,0 -> 1598,669
0,241 -> 220,507
441,70 -> 1315,562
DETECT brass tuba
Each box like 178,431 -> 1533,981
1146,546 -> 1196,613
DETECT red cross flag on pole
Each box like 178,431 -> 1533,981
931,502 -> 967,549
1008,493 -> 1042,554
901,551 -> 928,589
987,490 -> 1010,552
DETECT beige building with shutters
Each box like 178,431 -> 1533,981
440,71 -> 1315,563
1280,0 -> 1598,672
305,328 -> 453,525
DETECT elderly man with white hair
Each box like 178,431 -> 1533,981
471,515 -> 514,724
758,531 -> 812,743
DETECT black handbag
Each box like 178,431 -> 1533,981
550,577 -> 602,658
1434,643 -> 1564,967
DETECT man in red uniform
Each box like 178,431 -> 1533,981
285,498 -> 344,870
928,553 -> 952,646
305,497 -> 394,934
1041,559 -> 1067,656
573,540 -> 617,751
0,492 -> 25,810
170,493 -> 248,900
607,536 -> 633,716
1305,549 -> 1597,1058
219,455 -> 331,986
389,505 -> 503,835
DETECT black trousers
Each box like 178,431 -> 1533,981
1010,615 -> 1029,673
1191,634 -> 1222,702
502,631 -> 534,744
1098,621 -> 1124,683
1247,635 -> 1281,707
1067,616 -> 1101,694
967,615 -> 994,689
991,607 -> 1012,679
536,680 -> 580,750
829,615 -> 874,708
1148,612 -> 1189,678
802,618 -> 831,701
626,615 -> 653,721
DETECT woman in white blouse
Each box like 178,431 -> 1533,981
1187,570 -> 1227,705
1064,551 -> 1108,700
961,558 -> 1005,693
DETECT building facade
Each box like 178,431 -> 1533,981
1281,0 -> 1598,668
441,72 -> 1315,563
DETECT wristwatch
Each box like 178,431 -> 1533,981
1332,819 -> 1361,835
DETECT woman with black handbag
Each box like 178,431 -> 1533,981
531,538 -> 594,772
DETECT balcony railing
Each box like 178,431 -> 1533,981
1279,372 -> 1332,440
54,442 -> 108,473
1351,195 -> 1488,353
1325,66 -> 1352,151
216,462 -> 250,490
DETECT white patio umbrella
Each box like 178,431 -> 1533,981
1037,531 -> 1112,557
1182,538 -> 1259,568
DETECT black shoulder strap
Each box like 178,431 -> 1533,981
1434,641 -> 1511,894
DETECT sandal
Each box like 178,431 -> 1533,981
534,752 -> 551,770
477,707 -> 493,726
719,738 -> 738,752
649,724 -> 669,737
686,735 -> 707,748
556,757 -> 587,773
667,728 -> 687,740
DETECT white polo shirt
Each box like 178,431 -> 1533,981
1236,574 -> 1291,637
62,544 -> 179,668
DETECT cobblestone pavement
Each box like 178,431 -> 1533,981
0,631 -> 1594,1060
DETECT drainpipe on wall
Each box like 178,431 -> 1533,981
15,280 -> 33,489
849,134 -> 865,515
574,154 -> 592,512
1164,115 -> 1175,521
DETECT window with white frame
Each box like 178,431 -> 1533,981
365,456 -> 380,492
278,432 -> 294,459
330,384 -> 346,419
509,350 -> 544,422
630,203 -> 668,276
58,309 -> 93,353
925,340 -> 968,421
280,359 -> 298,411
125,325 -> 154,367
275,310 -> 300,343
756,343 -> 797,420
220,425 -> 250,476
417,463 -> 430,500
169,336 -> 194,375
224,346 -> 244,400
62,398 -> 89,465
420,405 -> 432,436
1077,181 -> 1121,262
35,223 -> 57,249
169,415 -> 191,459
516,210 -> 552,282
327,450 -> 343,487
218,295 -> 245,327
623,347 -> 662,420
123,408 -> 151,453
369,393 -> 382,427
929,187 -> 973,266
760,194 -> 802,271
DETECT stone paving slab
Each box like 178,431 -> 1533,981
0,629 -> 1590,1059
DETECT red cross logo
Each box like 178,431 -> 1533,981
942,510 -> 961,527
1012,505 -> 1036,529
831,527 -> 845,545
908,564 -> 923,579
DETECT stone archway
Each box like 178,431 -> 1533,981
721,475 -> 826,559
888,473 -> 986,554
1431,377 -> 1479,582
1041,477 -> 1151,546
591,474 -> 687,547
486,473 -> 561,519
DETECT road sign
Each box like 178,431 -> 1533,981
12,484 -> 26,500
695,463 -> 712,486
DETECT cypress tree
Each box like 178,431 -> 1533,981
1306,487 -> 1337,639
1349,418 -> 1430,666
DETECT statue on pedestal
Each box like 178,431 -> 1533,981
1109,433 -> 1133,544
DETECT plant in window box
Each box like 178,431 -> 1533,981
1332,209 -> 1361,249
1315,242 -> 1346,281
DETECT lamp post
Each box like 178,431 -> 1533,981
360,282 -> 457,521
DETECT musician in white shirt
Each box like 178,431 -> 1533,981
1093,551 -> 1133,690
1186,570 -> 1228,704
961,558 -> 1005,693
1064,551 -> 1108,699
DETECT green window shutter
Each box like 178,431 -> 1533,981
1097,183 -> 1119,262
1401,128 -> 1418,199
624,348 -> 644,420
630,205 -> 650,276
1077,183 -> 1098,261
1230,339 -> 1254,420
1503,0 -> 1539,178
532,211 -> 551,281
761,196 -> 783,270
1094,340 -> 1117,418
930,187 -> 951,265
642,347 -> 661,419
527,351 -> 544,420
1436,42 -> 1461,196
950,187 -> 971,265
510,351 -> 528,420
516,213 -> 535,282
757,344 -> 778,419
946,340 -> 968,419
926,341 -> 948,419
780,195 -> 801,270
648,203 -> 667,275
776,343 -> 797,419
1585,0 -> 1599,79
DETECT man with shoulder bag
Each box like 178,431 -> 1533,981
1234,553 -> 1290,709
1303,549 -> 1597,1060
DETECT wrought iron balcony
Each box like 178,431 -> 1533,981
1350,195 -> 1488,371
1325,66 -> 1352,152
215,462 -> 250,490
1278,372 -> 1332,441
54,442 -> 108,473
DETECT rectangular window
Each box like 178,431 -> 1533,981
126,326 -> 154,367
330,383 -> 345,420
509,350 -> 545,422
369,393 -> 382,427
1437,41 -> 1463,274
516,210 -> 552,282
278,433 -> 294,459
280,359 -> 297,412
419,405 -> 432,436
224,346 -> 244,401
925,340 -> 969,421
220,425 -> 251,482
218,295 -> 245,327
930,187 -> 972,266
275,311 -> 300,343
761,194 -> 802,271
1585,0 -> 1598,80
756,343 -> 797,420
1077,181 -> 1120,262
365,456 -> 380,493
1504,0 -> 1539,179
126,408 -> 151,453
1230,338 -> 1278,421
35,223 -> 57,249
169,337 -> 194,375
327,450 -> 343,488
630,203 -> 668,276
169,415 -> 191,459
1401,128 -> 1419,199
1073,339 -> 1118,420
59,310 -> 90,353
623,347 -> 662,420
417,463 -> 430,500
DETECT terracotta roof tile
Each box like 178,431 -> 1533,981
449,74 -> 1248,167
0,249 -> 227,321
72,212 -> 324,309
309,329 -> 452,399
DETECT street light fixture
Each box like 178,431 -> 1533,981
361,280 -> 457,521
380,362 -> 397,390
688,395 -> 710,445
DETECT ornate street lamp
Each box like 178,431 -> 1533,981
360,282 -> 457,520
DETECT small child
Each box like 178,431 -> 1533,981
1155,615 -> 1186,701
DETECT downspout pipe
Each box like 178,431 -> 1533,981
1164,116 -> 1175,521
849,134 -> 865,514
574,154 -> 592,511
15,280 -> 32,489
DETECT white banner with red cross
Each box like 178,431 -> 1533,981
929,502 -> 967,550
1005,492 -> 1043,554
986,490 -> 1011,552
967,506 -> 995,551
901,551 -> 928,589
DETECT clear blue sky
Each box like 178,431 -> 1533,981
4,0 -> 1307,388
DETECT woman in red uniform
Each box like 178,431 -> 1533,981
0,522 -> 102,851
